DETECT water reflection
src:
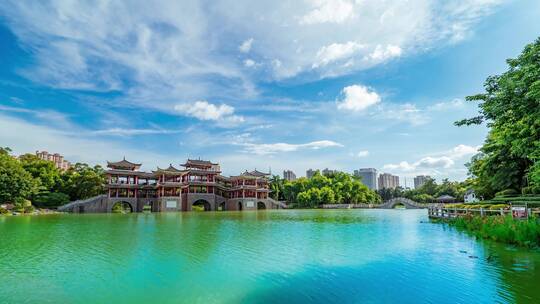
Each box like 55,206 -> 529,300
1,210 -> 540,303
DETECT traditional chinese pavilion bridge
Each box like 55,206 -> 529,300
60,158 -> 282,213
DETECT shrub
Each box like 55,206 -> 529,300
0,207 -> 8,214
488,204 -> 508,210
522,186 -> 540,195
448,215 -> 540,247
33,192 -> 70,208
495,189 -> 519,197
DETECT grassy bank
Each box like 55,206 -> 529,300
443,215 -> 540,248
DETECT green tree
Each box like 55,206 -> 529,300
19,154 -> 62,191
320,186 -> 335,204
33,192 -> 70,208
419,178 -> 438,196
0,147 -> 12,155
59,163 -> 106,201
0,154 -> 38,204
412,193 -> 435,204
269,175 -> 285,200
296,191 -> 311,208
283,171 -> 380,207
456,38 -> 540,197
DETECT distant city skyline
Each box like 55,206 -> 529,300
15,146 -> 458,186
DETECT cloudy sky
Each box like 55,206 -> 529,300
0,0 -> 539,183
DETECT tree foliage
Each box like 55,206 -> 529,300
0,149 -> 106,209
456,38 -> 540,197
19,154 -> 62,191
0,153 -> 39,205
272,171 -> 380,208
269,175 -> 285,200
58,163 -> 106,201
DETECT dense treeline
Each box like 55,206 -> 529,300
456,37 -> 540,199
0,147 -> 105,212
377,178 -> 472,204
270,171 -> 381,208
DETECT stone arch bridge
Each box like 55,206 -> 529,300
58,195 -> 286,213
379,197 -> 424,209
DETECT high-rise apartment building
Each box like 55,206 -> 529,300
378,173 -> 400,189
283,170 -> 296,181
306,169 -> 316,179
354,168 -> 378,190
414,175 -> 431,189
35,151 -> 71,171
322,168 -> 338,176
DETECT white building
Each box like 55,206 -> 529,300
378,173 -> 400,189
354,168 -> 377,190
464,189 -> 480,203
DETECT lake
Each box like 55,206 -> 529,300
1,209 -> 540,303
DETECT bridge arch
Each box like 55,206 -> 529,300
257,201 -> 267,210
380,197 -> 421,209
111,201 -> 134,213
192,199 -> 212,211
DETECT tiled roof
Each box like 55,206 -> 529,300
156,164 -> 183,173
182,159 -> 218,166
107,158 -> 142,169
246,170 -> 270,177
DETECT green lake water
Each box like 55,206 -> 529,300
1,209 -> 540,303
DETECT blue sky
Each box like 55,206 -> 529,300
0,0 -> 539,183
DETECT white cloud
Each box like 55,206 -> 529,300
379,103 -> 429,126
244,59 -> 256,67
313,41 -> 364,68
437,144 -> 480,159
383,144 -> 479,174
0,113 -> 168,169
300,0 -> 355,25
383,156 -> 454,172
0,104 -> 73,129
0,0 -> 503,102
357,150 -> 369,157
174,100 -> 244,124
428,98 -> 465,111
364,44 -> 402,61
89,128 -> 181,136
242,140 -> 343,155
239,38 -> 254,53
337,85 -> 381,111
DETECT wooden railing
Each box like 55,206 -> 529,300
428,207 -> 512,219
